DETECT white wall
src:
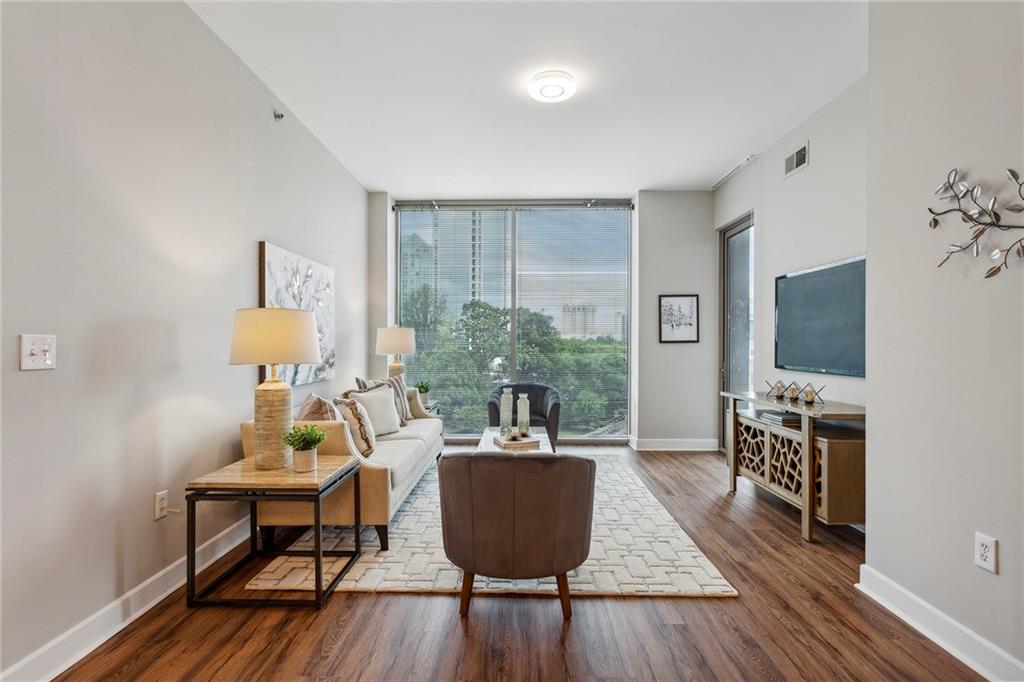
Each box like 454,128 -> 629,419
714,77 -> 867,406
367,192 -> 395,376
863,2 -> 1023,677
1,2 -> 368,672
631,191 -> 718,450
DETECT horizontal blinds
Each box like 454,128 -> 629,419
398,209 -> 512,434
397,206 -> 630,437
394,199 -> 633,211
515,208 -> 630,436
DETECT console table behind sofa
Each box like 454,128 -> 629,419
721,391 -> 866,541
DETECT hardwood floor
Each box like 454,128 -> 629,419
57,448 -> 978,681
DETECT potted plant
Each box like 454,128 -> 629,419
414,380 -> 431,396
282,424 -> 327,473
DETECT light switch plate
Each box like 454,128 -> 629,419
20,334 -> 57,370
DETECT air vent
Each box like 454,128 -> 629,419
784,142 -> 809,177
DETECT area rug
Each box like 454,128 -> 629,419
245,454 -> 737,597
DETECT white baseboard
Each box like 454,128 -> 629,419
857,564 -> 1024,681
1,519 -> 249,682
629,437 -> 718,451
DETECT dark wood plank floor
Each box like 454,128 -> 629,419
57,449 -> 978,681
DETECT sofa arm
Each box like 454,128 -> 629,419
241,419 -> 359,459
256,451 -> 394,527
406,387 -> 440,420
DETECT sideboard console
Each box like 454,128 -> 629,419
721,391 -> 865,541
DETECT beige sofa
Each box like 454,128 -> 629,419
240,387 -> 441,550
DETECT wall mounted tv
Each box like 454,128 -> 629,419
774,257 -> 865,377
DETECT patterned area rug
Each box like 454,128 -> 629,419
245,454 -> 736,597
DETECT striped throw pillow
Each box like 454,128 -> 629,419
296,394 -> 341,422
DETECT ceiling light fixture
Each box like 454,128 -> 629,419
528,70 -> 577,103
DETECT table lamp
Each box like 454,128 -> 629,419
376,327 -> 416,377
230,308 -> 321,470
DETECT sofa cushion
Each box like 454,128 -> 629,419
296,394 -> 341,422
334,398 -> 376,456
370,439 -> 428,490
343,386 -> 401,436
376,417 -> 443,449
355,374 -> 412,426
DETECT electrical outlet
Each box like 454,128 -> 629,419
154,490 -> 169,521
974,532 -> 998,574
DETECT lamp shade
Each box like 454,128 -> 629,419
375,327 -> 416,355
229,308 -> 321,366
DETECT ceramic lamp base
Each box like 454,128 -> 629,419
388,361 -> 406,377
254,378 -> 293,470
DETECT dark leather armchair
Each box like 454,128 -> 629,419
438,451 -> 596,619
487,383 -> 561,450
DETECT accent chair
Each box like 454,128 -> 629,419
437,450 -> 596,619
487,383 -> 561,450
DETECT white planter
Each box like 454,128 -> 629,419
293,447 -> 317,473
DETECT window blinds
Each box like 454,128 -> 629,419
397,205 -> 629,437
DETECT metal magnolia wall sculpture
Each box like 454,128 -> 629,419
930,168 -> 1024,278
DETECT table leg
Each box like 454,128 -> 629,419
354,470 -> 361,555
727,396 -> 738,493
801,415 -> 815,541
186,497 -> 196,606
314,496 -> 324,608
249,500 -> 258,555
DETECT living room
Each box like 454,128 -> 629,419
1,2 -> 1022,681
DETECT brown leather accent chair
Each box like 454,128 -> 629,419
438,451 -> 596,619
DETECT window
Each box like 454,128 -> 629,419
398,204 -> 631,437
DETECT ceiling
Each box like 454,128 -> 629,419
189,2 -> 867,199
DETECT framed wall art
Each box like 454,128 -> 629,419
659,294 -> 699,343
259,241 -> 335,385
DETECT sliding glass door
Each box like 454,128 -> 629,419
398,204 -> 630,437
720,216 -> 754,448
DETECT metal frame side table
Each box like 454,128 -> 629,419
186,455 -> 361,608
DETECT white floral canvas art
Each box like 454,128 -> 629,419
260,242 -> 335,386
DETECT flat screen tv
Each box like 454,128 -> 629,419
774,257 -> 865,377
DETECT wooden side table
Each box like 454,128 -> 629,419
185,455 -> 360,608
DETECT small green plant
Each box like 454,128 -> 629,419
282,424 -> 327,451
414,380 -> 431,393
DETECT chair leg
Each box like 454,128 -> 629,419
374,525 -> 389,551
459,571 -> 474,617
556,573 -> 571,619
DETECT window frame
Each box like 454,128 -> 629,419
395,200 -> 633,440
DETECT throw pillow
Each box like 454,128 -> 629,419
343,385 -> 401,436
354,374 -> 413,425
296,393 -> 341,421
334,398 -> 376,456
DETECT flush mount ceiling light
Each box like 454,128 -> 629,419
528,70 -> 577,103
